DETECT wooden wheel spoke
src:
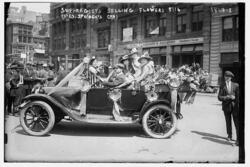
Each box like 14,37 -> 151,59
40,119 -> 49,124
148,122 -> 157,127
149,115 -> 158,120
164,116 -> 171,121
39,116 -> 49,119
147,119 -> 156,123
29,122 -> 35,129
38,121 -> 46,129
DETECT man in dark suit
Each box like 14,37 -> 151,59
218,71 -> 239,146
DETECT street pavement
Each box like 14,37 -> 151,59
4,94 -> 239,163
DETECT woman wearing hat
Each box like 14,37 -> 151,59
129,48 -> 141,77
120,54 -> 135,74
102,63 -> 127,88
135,52 -> 154,85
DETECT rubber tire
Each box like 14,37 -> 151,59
142,104 -> 177,139
20,101 -> 55,136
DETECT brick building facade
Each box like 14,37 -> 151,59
6,22 -> 34,62
210,4 -> 239,82
50,3 -> 240,81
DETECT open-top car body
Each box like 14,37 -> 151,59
18,62 -> 190,139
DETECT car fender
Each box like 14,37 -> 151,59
139,99 -> 171,120
21,94 -> 70,118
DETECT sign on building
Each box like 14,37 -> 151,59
123,27 -> 133,42
21,53 -> 27,58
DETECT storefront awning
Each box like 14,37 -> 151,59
34,49 -> 45,54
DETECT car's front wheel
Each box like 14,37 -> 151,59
20,101 -> 55,136
142,104 -> 177,139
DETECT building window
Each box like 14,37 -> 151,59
18,36 -> 22,43
70,36 -> 75,48
129,18 -> 137,40
81,34 -> 86,47
192,11 -> 203,31
62,37 -> 66,49
222,16 -> 238,41
145,15 -> 166,38
76,37 -> 80,48
120,20 -> 127,41
28,37 -> 31,43
97,28 -> 110,48
176,15 -> 186,33
159,17 -> 167,36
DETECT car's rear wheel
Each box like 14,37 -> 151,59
20,101 -> 55,136
142,104 -> 177,139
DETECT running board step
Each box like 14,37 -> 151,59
82,114 -> 135,124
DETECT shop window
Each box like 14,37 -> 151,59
192,10 -> 203,31
97,28 -> 110,48
222,16 -> 238,41
176,15 -> 186,33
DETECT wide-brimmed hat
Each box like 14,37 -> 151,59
138,52 -> 152,62
129,48 -> 138,55
114,63 -> 125,69
225,71 -> 234,78
43,63 -> 48,67
120,55 -> 129,63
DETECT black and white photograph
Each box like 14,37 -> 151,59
2,1 -> 246,165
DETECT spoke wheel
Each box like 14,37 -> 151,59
142,104 -> 177,139
20,101 -> 55,136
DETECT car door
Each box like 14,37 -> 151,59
86,88 -> 113,115
120,89 -> 147,115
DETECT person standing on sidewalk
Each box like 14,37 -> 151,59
218,71 -> 239,146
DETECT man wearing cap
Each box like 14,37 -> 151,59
218,71 -> 239,146
9,64 -> 25,115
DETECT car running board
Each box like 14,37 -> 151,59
79,114 -> 137,124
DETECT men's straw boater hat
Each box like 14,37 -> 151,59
138,52 -> 152,62
225,71 -> 234,78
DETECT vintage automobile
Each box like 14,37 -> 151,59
18,62 -> 190,139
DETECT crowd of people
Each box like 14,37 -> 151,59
5,47 -> 215,116
5,61 -> 68,116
